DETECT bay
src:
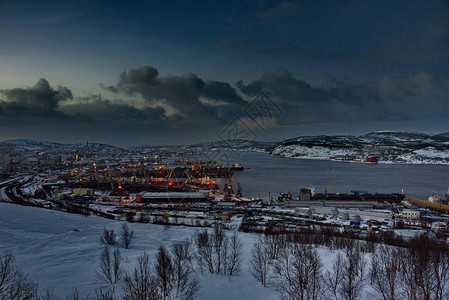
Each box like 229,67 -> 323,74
183,151 -> 449,201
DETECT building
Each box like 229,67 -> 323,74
402,209 -> 420,220
141,192 -> 208,203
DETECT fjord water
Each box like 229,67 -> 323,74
204,151 -> 449,200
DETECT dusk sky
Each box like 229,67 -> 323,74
1,0 -> 449,146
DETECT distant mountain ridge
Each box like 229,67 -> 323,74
0,139 -> 125,152
3,132 -> 449,164
271,131 -> 449,164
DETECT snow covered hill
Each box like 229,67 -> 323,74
271,131 -> 449,164
0,139 -> 126,153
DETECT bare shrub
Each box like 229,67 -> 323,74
66,288 -> 83,300
155,246 -> 174,300
100,229 -> 116,246
250,239 -> 270,286
339,245 -> 366,300
274,244 -> 324,300
263,225 -> 287,260
324,253 -> 344,299
399,234 -> 449,300
194,229 -> 214,274
212,225 -> 226,274
120,224 -> 135,249
193,225 -> 242,276
0,252 -> 38,300
225,232 -> 243,276
431,247 -> 449,300
171,241 -> 199,299
95,287 -> 116,300
112,248 -> 123,283
96,247 -> 122,284
122,253 -> 158,300
370,245 -> 402,300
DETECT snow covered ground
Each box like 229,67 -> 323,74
4,202 -> 418,299
271,144 -> 449,165
0,202 -> 281,299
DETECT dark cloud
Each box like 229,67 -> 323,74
0,78 -> 73,120
104,66 -> 248,126
237,70 -> 449,125
0,78 -> 167,128
59,97 -> 166,123
0,78 -> 72,109
2,68 -> 449,145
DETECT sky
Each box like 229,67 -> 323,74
0,0 -> 449,146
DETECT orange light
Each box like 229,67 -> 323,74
118,185 -> 122,189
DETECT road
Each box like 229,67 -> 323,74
0,177 -> 22,203
0,186 -> 12,202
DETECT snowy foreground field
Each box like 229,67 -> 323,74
0,203 -> 283,299
0,202 -> 386,299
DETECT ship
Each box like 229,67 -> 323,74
228,163 -> 244,171
299,186 -> 405,203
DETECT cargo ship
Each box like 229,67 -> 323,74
299,186 -> 405,203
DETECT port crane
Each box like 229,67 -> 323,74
324,181 -> 335,196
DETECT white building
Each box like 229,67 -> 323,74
402,209 -> 420,220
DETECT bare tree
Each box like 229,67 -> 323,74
120,224 -> 135,249
274,244 -> 324,300
66,288 -> 85,300
0,252 -> 38,300
95,287 -> 116,300
339,245 -> 366,300
194,226 -> 227,274
112,248 -> 123,283
399,247 -> 420,300
399,235 -> 434,300
370,245 -> 401,300
212,225 -> 226,274
357,247 -> 368,282
250,240 -> 270,286
97,246 -> 113,284
194,229 -> 214,274
226,232 -> 243,276
100,229 -> 116,246
97,247 -> 122,284
324,253 -> 344,299
399,235 -> 449,300
431,248 -> 449,300
193,225 -> 242,276
171,241 -> 199,299
154,246 -> 174,300
122,253 -> 159,300
263,225 -> 288,260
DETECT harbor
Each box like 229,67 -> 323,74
2,148 -> 449,236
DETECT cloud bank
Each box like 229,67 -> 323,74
1,66 -> 449,145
